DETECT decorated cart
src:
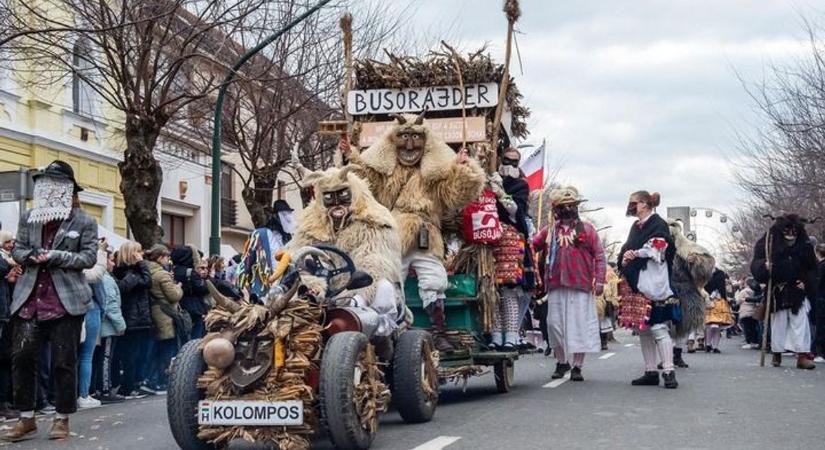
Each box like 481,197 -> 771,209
324,41 -> 532,393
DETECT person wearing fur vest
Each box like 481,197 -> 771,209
750,214 -> 819,370
533,186 -> 606,382
345,112 -> 485,352
289,166 -> 404,358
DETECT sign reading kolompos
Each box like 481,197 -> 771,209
347,83 -> 498,115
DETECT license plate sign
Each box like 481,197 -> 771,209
198,400 -> 303,426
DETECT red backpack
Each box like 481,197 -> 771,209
462,189 -> 503,244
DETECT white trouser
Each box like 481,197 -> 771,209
771,299 -> 812,354
401,252 -> 449,309
352,279 -> 401,337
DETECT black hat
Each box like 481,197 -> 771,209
273,199 -> 293,212
33,160 -> 83,192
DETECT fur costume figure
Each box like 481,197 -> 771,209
668,220 -> 715,339
751,214 -> 818,368
348,112 -> 486,259
348,112 -> 485,351
289,166 -> 402,310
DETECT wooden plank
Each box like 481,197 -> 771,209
359,116 -> 486,147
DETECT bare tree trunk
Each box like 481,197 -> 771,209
119,116 -> 164,247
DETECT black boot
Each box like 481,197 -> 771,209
631,371 -> 660,386
425,302 -> 455,352
673,347 -> 689,368
570,367 -> 584,381
600,333 -> 608,351
662,370 -> 679,389
551,362 -> 571,379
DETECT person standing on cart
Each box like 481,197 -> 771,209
488,148 -> 536,350
533,186 -> 606,381
343,113 -> 485,352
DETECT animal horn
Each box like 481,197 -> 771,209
338,165 -> 355,181
414,108 -> 428,125
389,114 -> 407,125
762,214 -> 776,221
206,280 -> 241,313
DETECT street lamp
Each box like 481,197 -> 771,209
208,0 -> 333,255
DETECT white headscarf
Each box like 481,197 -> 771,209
278,211 -> 296,234
28,177 -> 74,224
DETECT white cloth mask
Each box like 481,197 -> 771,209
28,177 -> 73,224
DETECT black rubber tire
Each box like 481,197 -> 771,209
494,359 -> 514,393
392,330 -> 438,423
167,339 -> 215,450
320,332 -> 374,450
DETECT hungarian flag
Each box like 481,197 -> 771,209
520,142 -> 545,191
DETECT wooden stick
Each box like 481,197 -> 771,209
337,13 -> 354,168
488,0 -> 520,174
759,231 -> 773,367
442,41 -> 468,149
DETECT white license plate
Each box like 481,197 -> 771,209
198,400 -> 303,426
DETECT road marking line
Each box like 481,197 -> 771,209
624,343 -> 634,347
599,352 -> 616,360
543,373 -> 571,388
411,436 -> 462,450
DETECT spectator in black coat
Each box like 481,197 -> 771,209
171,245 -> 210,340
111,241 -> 153,398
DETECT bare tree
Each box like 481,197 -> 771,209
1,0 -> 270,246
733,17 -> 825,247
215,0 -> 416,227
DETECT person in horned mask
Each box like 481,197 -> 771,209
751,214 -> 819,369
3,161 -> 98,442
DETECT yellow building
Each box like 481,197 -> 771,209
0,52 -> 128,236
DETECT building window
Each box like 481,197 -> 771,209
72,38 -> 94,117
161,213 -> 186,247
220,162 -> 237,227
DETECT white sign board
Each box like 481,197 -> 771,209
359,117 -> 487,147
198,400 -> 303,426
347,82 -> 498,115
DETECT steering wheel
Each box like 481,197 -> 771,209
294,244 -> 357,299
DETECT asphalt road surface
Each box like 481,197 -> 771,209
2,330 -> 824,450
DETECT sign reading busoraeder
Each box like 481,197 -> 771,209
347,82 -> 498,115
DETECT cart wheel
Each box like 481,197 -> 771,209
392,330 -> 438,423
167,339 -> 216,450
494,359 -> 514,393
320,332 -> 376,450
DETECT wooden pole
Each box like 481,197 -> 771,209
337,13 -> 354,168
488,0 -> 520,174
759,231 -> 773,367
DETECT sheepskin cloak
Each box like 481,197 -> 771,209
668,220 -> 715,338
289,167 -> 402,306
350,117 -> 485,259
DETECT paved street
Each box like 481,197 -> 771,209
2,330 -> 824,450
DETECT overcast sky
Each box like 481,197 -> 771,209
403,0 -> 816,252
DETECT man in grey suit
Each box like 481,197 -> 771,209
2,160 -> 97,442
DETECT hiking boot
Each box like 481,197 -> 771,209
673,348 -> 689,368
697,338 -> 705,351
2,417 -> 37,442
631,371 -> 660,386
662,371 -> 679,389
772,353 -> 782,367
687,339 -> 695,353
570,367 -> 584,381
0,406 -> 20,421
712,348 -> 721,354
797,354 -> 816,370
544,346 -> 552,357
48,417 -> 69,440
551,362 -> 571,379
425,302 -> 456,353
